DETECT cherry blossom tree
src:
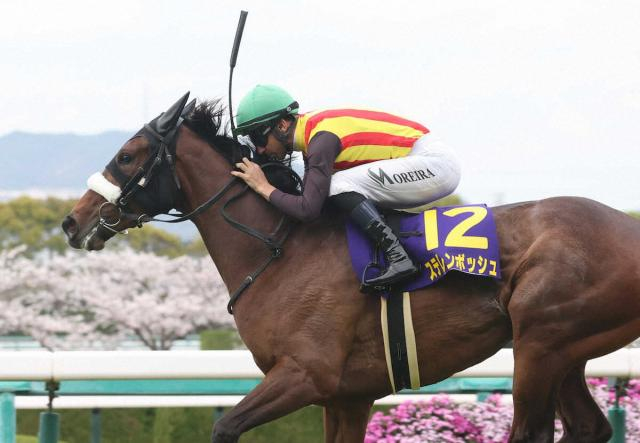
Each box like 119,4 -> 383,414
0,248 -> 233,350
0,246 -> 31,334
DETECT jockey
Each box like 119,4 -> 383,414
232,84 -> 461,287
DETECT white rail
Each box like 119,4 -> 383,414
1,348 -> 639,381
13,394 -> 497,410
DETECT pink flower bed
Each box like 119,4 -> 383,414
366,378 -> 640,442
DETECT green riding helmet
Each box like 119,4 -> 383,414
235,84 -> 299,136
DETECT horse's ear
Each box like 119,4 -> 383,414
181,98 -> 197,118
150,92 -> 190,136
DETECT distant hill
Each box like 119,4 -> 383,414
0,130 -> 203,239
0,130 -> 132,190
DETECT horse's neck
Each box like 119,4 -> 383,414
177,146 -> 286,291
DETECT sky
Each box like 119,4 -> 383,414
1,0 -> 639,210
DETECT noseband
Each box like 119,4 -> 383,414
97,201 -> 126,235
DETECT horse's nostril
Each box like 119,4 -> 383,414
62,215 -> 78,238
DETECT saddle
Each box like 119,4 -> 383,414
346,204 -> 502,295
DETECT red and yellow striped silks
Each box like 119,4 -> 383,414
293,109 -> 429,170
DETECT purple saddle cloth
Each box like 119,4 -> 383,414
346,204 -> 501,293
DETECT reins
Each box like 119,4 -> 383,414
140,176 -> 237,225
136,160 -> 301,315
220,182 -> 291,314
219,162 -> 302,313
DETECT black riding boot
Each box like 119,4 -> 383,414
350,199 -> 419,287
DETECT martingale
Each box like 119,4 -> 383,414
346,204 -> 501,293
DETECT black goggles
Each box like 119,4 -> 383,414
248,124 -> 274,148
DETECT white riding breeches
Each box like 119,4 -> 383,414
328,133 -> 461,209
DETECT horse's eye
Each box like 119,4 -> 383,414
118,153 -> 132,165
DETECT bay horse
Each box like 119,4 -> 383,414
62,94 -> 640,443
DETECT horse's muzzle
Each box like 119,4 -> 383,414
62,214 -> 104,250
62,215 -> 80,245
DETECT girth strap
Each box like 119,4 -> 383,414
381,291 -> 421,392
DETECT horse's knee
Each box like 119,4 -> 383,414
211,418 -> 239,443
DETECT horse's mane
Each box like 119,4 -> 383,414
182,100 -> 300,195
182,99 -> 244,161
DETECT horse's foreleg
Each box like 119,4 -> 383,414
556,363 -> 611,443
323,398 -> 373,443
211,357 -> 321,443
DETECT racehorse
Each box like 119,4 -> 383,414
62,94 -> 640,443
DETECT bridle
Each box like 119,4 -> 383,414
97,121 -> 188,231
91,115 -> 303,315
